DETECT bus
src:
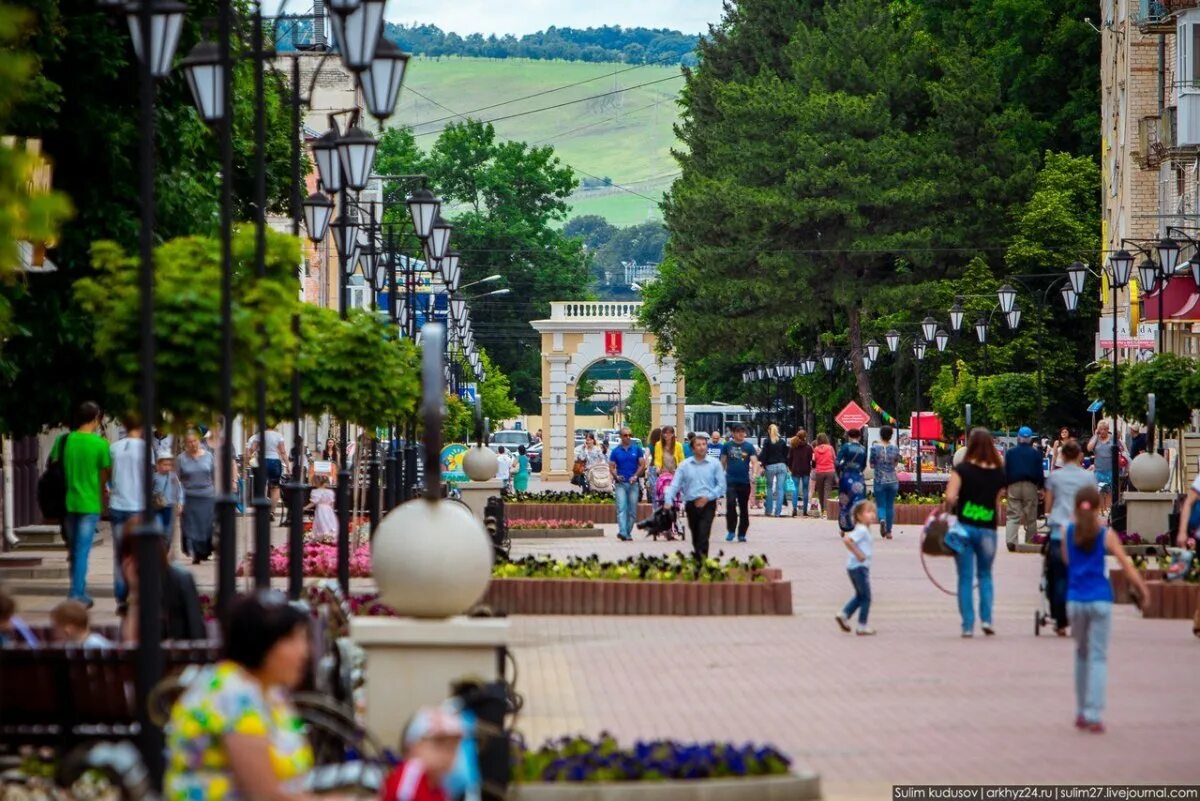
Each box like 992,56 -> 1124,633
683,404 -> 758,438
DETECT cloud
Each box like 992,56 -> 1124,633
386,0 -> 724,36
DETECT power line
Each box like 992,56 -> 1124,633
412,74 -> 685,137
408,55 -> 683,130
530,99 -> 665,146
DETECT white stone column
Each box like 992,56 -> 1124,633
657,359 -> 680,431
546,354 -> 571,478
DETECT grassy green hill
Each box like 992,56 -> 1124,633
394,56 -> 682,226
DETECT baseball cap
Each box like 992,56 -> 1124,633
402,705 -> 464,748
1017,426 -> 1033,440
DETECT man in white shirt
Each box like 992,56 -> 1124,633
108,416 -> 145,607
248,424 -> 289,519
495,446 -> 513,491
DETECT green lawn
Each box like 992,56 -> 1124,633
395,56 -> 681,224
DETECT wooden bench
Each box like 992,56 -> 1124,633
0,642 -> 219,753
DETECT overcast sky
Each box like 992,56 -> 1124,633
387,0 -> 726,36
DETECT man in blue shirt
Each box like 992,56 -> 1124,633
1004,425 -> 1045,552
721,424 -> 759,543
608,427 -> 646,541
664,434 -> 726,559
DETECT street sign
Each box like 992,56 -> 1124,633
835,401 -> 871,431
605,330 -> 622,355
459,385 -> 478,404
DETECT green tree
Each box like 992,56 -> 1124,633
0,2 -> 71,341
977,373 -> 1040,434
376,119 -> 588,410
1120,353 -> 1195,433
472,349 -> 520,424
644,0 -> 1039,418
0,0 -> 295,435
929,363 -> 984,439
624,371 -> 651,441
75,228 -> 300,424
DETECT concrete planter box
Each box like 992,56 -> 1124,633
510,772 -> 820,801
510,527 -> 603,539
482,577 -> 793,616
1140,580 -> 1200,619
825,501 -> 959,526
506,503 -> 653,524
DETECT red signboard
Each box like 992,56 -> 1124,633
835,401 -> 871,431
604,330 -> 622,355
910,412 -> 944,441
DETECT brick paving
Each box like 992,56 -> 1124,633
6,481 -> 1196,798
504,509 -> 1197,799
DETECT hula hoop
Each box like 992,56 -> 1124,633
918,529 -> 979,596
919,538 -> 958,596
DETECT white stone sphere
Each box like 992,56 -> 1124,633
462,444 -> 498,482
1129,452 -> 1170,492
953,446 -> 967,467
372,498 -> 493,618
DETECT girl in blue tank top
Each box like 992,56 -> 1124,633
1063,486 -> 1147,733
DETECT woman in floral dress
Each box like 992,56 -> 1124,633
165,591 -> 316,800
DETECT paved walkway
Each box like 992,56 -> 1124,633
503,512 -> 1196,799
6,488 -> 1196,798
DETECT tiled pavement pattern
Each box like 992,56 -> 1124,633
8,483 -> 1196,799
504,513 -> 1197,798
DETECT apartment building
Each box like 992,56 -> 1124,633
1103,0 -> 1200,361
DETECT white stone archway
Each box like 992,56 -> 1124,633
531,302 -> 686,479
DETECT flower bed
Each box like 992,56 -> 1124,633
509,518 -> 602,539
510,518 -> 596,530
506,502 -> 652,524
494,553 -> 781,582
824,500 -> 981,526
510,735 -> 819,800
1111,567 -> 1165,604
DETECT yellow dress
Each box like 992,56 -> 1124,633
165,660 -> 314,800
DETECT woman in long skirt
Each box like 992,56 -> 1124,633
177,430 -> 216,564
835,428 -> 868,534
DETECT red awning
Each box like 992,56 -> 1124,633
1144,273 -> 1200,321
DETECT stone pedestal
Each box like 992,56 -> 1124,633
457,480 -> 504,523
350,616 -> 509,750
1123,491 -> 1176,540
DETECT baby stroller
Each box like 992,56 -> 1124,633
585,462 -> 613,494
650,471 -> 686,541
1034,552 -> 1053,636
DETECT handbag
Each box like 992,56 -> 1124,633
37,433 -> 69,522
572,458 -> 586,476
921,509 -> 959,556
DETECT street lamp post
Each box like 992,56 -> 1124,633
913,337 -> 927,489
1107,249 -> 1134,512
110,0 -> 185,785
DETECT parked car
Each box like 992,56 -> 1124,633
489,429 -> 541,473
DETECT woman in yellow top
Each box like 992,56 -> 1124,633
652,426 -> 686,505
165,591 -> 319,801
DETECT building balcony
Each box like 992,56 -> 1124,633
1133,0 -> 1198,33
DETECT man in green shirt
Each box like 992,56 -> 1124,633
54,401 -> 112,607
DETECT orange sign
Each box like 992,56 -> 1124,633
835,401 -> 871,431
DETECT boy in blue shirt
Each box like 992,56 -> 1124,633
721,425 -> 758,542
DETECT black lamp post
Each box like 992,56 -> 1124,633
1107,248 -> 1134,512
180,1 -> 237,614
1156,237 -> 1180,353
913,337 -> 927,488
109,0 -> 185,786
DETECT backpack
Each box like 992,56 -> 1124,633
37,433 -> 69,521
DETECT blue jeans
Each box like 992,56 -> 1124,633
842,566 -> 871,625
614,480 -> 639,539
953,523 -> 997,633
108,509 -> 139,604
157,506 -> 174,547
874,482 -> 898,534
765,463 -> 789,516
1068,600 -> 1113,723
63,513 -> 100,604
792,474 -> 810,512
